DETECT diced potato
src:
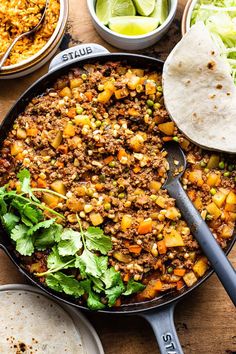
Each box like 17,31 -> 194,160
59,86 -> 72,98
89,212 -> 104,226
225,203 -> 236,212
157,240 -> 167,254
16,128 -> 27,140
193,257 -> 208,277
158,122 -> 175,135
206,202 -> 221,219
51,131 -> 63,149
42,193 -> 59,208
188,170 -> 204,187
10,141 -> 23,156
70,78 -> 83,89
104,81 -> 115,92
74,115 -> 91,126
131,68 -> 144,77
207,154 -> 220,169
183,271 -> 198,287
66,197 -> 84,212
138,219 -> 153,234
69,136 -> 82,149
121,214 -> 132,232
226,191 -> 236,204
206,172 -> 221,187
165,207 -> 180,220
117,149 -> 129,164
180,138 -> 190,150
113,251 -> 132,263
29,262 -> 42,273
127,75 -> 140,90
164,230 -> 184,247
148,73 -> 159,82
221,223 -> 234,238
26,128 -> 38,137
212,191 -> 227,208
155,196 -> 166,208
129,134 -> 144,152
63,123 -> 75,137
229,212 -> 236,221
97,90 -> 113,104
51,180 -> 66,195
128,108 -> 139,116
149,181 -> 161,193
194,196 -> 203,210
75,185 -> 87,196
115,88 -> 129,100
145,80 -> 156,95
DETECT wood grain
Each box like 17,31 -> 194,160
0,1 -> 235,353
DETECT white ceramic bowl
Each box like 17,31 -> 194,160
181,0 -> 198,36
87,0 -> 178,50
0,0 -> 69,79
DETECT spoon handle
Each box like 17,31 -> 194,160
166,179 -> 236,307
0,36 -> 21,70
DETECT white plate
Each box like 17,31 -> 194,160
0,284 -> 104,354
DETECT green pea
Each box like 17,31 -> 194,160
109,161 -> 116,168
157,234 -> 163,240
204,168 -> 210,173
167,267 -> 173,274
147,108 -> 152,116
210,188 -> 216,195
153,102 -> 161,110
76,105 -> 83,114
200,161 -> 206,167
147,99 -> 154,107
81,73 -> 87,80
224,171 -> 230,177
112,181 -> 117,186
172,136 -> 179,142
99,174 -> 106,182
104,202 -> 111,211
118,193 -> 125,199
157,86 -> 163,92
219,161 -> 225,169
150,195 -> 157,201
228,164 -> 235,172
95,120 -> 102,127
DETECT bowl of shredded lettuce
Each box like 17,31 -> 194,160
182,0 -> 236,84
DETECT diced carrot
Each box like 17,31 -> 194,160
174,268 -> 186,277
154,259 -> 162,270
95,183 -> 104,191
133,165 -> 141,173
104,156 -> 114,165
31,181 -> 37,188
128,108 -> 139,116
37,178 -> 47,188
123,273 -> 130,282
157,240 -> 167,254
15,153 -> 24,161
138,219 -> 153,234
128,245 -> 142,254
57,145 -> 68,154
117,149 -> 129,164
85,91 -> 93,101
124,240 -> 130,247
55,161 -> 64,168
26,128 -> 38,137
63,123 -> 75,137
67,108 -> 76,118
162,136 -> 173,142
153,280 -> 163,291
176,280 -> 185,291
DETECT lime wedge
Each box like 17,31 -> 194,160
96,0 -> 114,25
108,16 -> 159,36
133,0 -> 155,16
150,0 -> 168,25
112,0 -> 136,17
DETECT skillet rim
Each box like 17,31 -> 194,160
0,52 -> 235,314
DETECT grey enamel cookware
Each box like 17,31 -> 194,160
0,44 -> 235,354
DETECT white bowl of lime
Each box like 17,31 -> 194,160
87,0 -> 178,50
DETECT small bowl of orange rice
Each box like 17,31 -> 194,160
0,0 -> 68,79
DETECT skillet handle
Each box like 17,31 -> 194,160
48,43 -> 109,72
141,303 -> 184,354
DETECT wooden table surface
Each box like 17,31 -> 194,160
0,1 -> 235,353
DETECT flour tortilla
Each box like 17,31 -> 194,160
162,22 -> 236,153
0,290 -> 85,354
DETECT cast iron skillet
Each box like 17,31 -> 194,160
0,44 -> 235,354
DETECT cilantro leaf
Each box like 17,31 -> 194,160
45,272 -> 84,298
2,213 -> 20,232
105,273 -> 125,307
10,224 -> 34,256
101,266 -> 120,289
80,279 -> 105,310
0,195 -> 7,215
27,218 -> 55,236
34,224 -> 63,251
84,227 -> 112,255
90,277 -> 105,293
58,229 -> 82,257
47,246 -> 75,272
23,204 -> 43,224
74,255 -> 87,278
123,279 -> 145,296
76,250 -> 107,278
10,199 -> 34,227
17,169 -> 39,202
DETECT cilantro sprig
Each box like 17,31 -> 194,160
0,169 -> 145,309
